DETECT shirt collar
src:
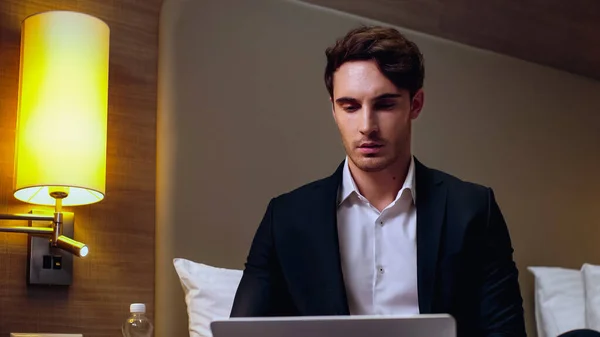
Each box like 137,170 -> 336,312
338,155 -> 417,206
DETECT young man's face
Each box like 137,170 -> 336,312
331,60 -> 424,173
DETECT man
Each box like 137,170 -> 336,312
230,26 -> 598,337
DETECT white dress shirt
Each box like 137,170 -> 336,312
337,156 -> 419,315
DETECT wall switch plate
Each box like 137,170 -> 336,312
26,211 -> 75,286
10,332 -> 83,337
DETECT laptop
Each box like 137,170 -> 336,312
211,314 -> 456,337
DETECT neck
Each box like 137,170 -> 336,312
348,154 -> 411,211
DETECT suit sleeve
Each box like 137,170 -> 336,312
478,188 -> 526,337
230,199 -> 278,317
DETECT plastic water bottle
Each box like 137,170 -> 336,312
122,303 -> 154,337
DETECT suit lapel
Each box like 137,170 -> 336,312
415,158 -> 447,314
306,161 -> 350,315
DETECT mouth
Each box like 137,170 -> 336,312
357,142 -> 383,154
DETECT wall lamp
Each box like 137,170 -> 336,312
0,11 -> 110,280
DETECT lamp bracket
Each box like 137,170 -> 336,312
0,210 -> 77,285
27,210 -> 75,285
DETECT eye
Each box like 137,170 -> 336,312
375,102 -> 396,110
342,105 -> 359,112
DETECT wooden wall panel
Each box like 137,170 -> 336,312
302,0 -> 600,81
0,1 -> 161,336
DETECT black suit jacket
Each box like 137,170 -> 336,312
231,158 -> 526,337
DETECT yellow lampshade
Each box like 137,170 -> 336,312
13,11 -> 110,206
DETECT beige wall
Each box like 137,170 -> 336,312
157,0 -> 600,336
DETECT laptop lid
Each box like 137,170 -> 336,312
211,314 -> 456,337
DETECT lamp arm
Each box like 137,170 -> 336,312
0,212 -> 88,257
0,225 -> 54,236
0,213 -> 54,221
0,213 -> 54,237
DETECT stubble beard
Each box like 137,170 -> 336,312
348,151 -> 398,173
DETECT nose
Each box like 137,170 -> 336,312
358,106 -> 378,135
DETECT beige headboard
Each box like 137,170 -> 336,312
156,0 -> 600,336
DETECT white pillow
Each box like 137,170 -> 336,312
528,266 -> 586,337
582,263 -> 600,331
173,258 -> 243,337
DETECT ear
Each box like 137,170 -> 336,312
410,89 -> 425,120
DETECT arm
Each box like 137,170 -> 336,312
478,188 -> 526,337
230,199 -> 286,317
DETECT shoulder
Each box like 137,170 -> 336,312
269,160 -> 343,206
423,164 -> 494,211
432,167 -> 489,194
422,165 -> 504,235
270,174 -> 335,208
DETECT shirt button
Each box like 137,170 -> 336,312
378,266 -> 385,274
379,221 -> 384,226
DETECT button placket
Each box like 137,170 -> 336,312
374,216 -> 383,281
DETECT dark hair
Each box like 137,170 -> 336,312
324,26 -> 425,98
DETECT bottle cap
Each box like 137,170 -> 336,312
130,303 -> 146,313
